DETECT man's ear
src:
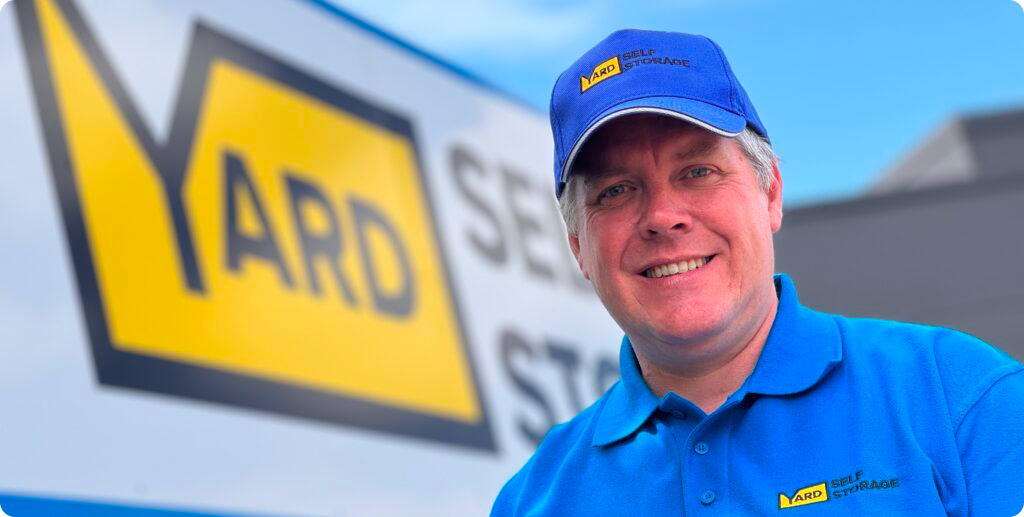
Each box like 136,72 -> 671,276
567,232 -> 590,280
767,161 -> 783,233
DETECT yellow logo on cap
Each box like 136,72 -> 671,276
580,56 -> 621,93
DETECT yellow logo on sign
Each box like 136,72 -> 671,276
779,482 -> 830,509
18,0 -> 491,449
580,56 -> 621,93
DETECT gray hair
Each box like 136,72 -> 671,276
557,127 -> 778,234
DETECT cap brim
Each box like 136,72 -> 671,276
559,97 -> 747,187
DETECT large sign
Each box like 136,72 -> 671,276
0,0 -> 622,515
18,0 -> 489,450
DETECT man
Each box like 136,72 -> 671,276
491,29 -> 1024,516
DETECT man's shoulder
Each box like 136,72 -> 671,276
829,313 -> 1022,413
832,313 -> 1016,367
489,382 -> 620,516
786,309 -> 1024,515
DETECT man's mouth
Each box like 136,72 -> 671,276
642,255 -> 715,279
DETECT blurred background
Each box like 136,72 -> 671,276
337,0 -> 1024,205
0,0 -> 1021,516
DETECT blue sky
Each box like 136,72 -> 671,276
328,0 -> 1024,206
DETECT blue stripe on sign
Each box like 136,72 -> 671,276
296,0 -> 541,113
0,493 -> 289,517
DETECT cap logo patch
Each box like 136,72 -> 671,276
579,49 -> 692,94
580,56 -> 621,93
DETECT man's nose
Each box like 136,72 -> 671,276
640,184 -> 692,237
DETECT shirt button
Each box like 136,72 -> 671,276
701,490 -> 716,505
694,441 -> 710,455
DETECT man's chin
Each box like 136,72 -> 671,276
627,314 -> 730,351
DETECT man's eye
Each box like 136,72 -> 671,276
601,184 -> 628,199
687,167 -> 713,178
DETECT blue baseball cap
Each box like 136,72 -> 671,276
550,30 -> 768,198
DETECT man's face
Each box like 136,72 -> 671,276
567,115 -> 783,366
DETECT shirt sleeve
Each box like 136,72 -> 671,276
955,366 -> 1024,517
489,457 -> 533,517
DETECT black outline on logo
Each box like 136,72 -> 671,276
15,0 -> 495,451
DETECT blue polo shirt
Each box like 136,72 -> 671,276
491,275 -> 1024,516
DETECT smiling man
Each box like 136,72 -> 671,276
567,114 -> 781,413
490,30 -> 1024,516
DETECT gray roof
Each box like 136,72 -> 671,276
870,107 -> 1024,194
776,107 -> 1024,361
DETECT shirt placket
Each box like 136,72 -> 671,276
662,394 -> 735,516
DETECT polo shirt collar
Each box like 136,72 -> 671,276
591,273 -> 842,447
591,334 -> 661,447
744,274 -> 843,396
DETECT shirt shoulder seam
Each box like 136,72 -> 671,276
952,363 -> 1024,433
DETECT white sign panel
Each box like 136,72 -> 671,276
0,0 -> 621,515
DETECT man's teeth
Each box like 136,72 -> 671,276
644,257 -> 710,278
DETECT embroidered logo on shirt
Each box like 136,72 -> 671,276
829,470 -> 900,500
779,469 -> 902,509
779,482 -> 829,509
